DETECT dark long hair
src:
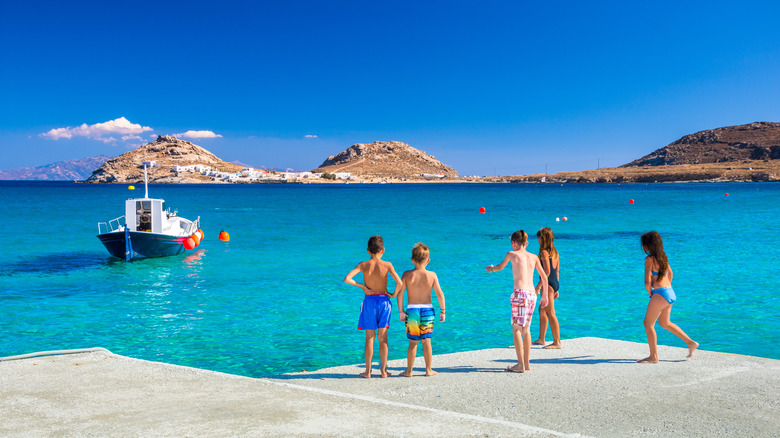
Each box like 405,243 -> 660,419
536,227 -> 558,261
641,231 -> 669,280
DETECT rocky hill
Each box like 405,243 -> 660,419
0,155 -> 112,181
85,136 -> 242,183
312,141 -> 458,179
622,121 -> 780,167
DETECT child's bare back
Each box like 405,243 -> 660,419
358,258 -> 394,294
505,250 -> 540,291
402,268 -> 439,305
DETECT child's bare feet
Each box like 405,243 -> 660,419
399,371 -> 413,377
543,343 -> 562,349
686,341 -> 699,358
506,364 -> 525,373
359,371 -> 371,378
637,356 -> 659,364
425,369 -> 438,377
532,340 -> 545,345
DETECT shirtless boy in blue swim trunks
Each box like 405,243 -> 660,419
344,235 -> 403,378
397,243 -> 446,377
486,230 -> 548,373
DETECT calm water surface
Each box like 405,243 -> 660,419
0,181 -> 777,376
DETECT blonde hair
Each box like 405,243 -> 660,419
411,242 -> 429,263
536,227 -> 559,261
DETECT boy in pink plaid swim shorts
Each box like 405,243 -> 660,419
511,288 -> 537,327
486,230 -> 548,373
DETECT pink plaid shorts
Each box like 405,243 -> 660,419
511,289 -> 537,327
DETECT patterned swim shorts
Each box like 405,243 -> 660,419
511,289 -> 537,327
406,304 -> 435,340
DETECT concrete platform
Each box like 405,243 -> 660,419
1,337 -> 777,437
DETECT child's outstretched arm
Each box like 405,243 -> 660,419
387,263 -> 403,298
344,265 -> 369,294
534,257 -> 549,308
486,252 -> 511,273
432,273 -> 446,322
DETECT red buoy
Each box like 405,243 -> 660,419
197,228 -> 204,240
183,237 -> 196,250
629,199 -> 635,204
725,193 -> 729,197
218,230 -> 230,242
562,216 -> 568,221
479,207 -> 486,214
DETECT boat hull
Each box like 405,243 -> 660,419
97,231 -> 186,260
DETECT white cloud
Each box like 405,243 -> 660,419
121,135 -> 144,142
40,117 -> 153,142
172,130 -> 222,139
305,134 -> 318,138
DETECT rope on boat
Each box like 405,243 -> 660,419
0,347 -> 113,362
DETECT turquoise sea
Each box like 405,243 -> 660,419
1,181 -> 778,376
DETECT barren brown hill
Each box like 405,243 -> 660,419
312,141 -> 458,179
623,121 -> 780,167
85,136 -> 242,183
502,160 -> 780,183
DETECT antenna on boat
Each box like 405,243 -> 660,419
143,164 -> 149,198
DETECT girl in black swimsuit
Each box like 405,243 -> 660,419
534,227 -> 562,349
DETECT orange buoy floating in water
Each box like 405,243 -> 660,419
629,199 -> 635,204
218,230 -> 230,242
190,233 -> 201,246
479,207 -> 486,214
562,216 -> 568,222
183,237 -> 196,250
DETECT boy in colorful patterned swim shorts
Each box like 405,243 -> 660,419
397,243 -> 446,377
344,235 -> 403,378
486,230 -> 548,373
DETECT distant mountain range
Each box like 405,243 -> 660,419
3,122 -> 778,182
0,155 -> 112,181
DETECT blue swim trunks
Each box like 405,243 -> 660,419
358,294 -> 391,330
406,304 -> 435,340
651,286 -> 677,305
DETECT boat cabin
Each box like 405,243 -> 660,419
125,198 -> 166,233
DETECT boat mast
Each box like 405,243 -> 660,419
143,164 -> 149,198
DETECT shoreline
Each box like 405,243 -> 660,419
2,337 -> 777,437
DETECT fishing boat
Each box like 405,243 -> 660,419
97,166 -> 200,261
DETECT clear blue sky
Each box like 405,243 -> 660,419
2,1 -> 779,175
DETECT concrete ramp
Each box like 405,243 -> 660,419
1,337 -> 777,437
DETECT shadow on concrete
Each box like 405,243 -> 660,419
274,364 -> 507,380
494,355 -> 640,365
386,365 -> 506,375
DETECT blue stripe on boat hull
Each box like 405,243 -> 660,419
97,231 -> 185,259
